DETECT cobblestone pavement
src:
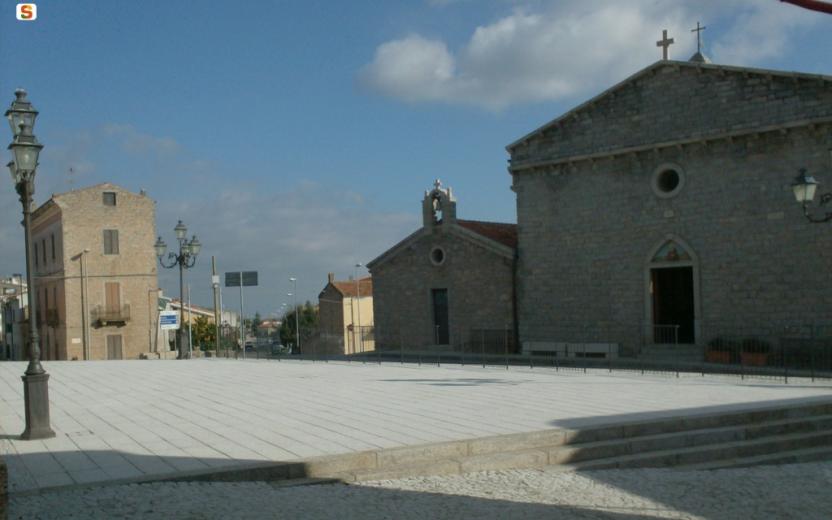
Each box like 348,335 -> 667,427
9,462 -> 832,519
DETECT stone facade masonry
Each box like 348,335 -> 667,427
509,61 -> 832,167
31,183 -> 157,360
370,225 -> 515,350
510,62 -> 832,355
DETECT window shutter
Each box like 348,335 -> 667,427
103,230 -> 119,255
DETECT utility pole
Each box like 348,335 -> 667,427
239,272 -> 245,360
212,256 -> 220,356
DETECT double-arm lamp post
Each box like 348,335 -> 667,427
792,168 -> 832,223
155,222 -> 201,359
5,89 -> 54,440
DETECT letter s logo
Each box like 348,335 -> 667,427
17,4 -> 37,21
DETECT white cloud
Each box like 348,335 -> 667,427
711,1 -> 817,65
361,0 -> 821,110
102,123 -> 180,156
157,181 -> 417,312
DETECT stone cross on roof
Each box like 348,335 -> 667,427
656,29 -> 674,60
691,21 -> 706,53
434,179 -> 442,190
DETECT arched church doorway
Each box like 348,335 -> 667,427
646,238 -> 699,344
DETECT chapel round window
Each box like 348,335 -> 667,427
430,247 -> 446,266
651,163 -> 685,198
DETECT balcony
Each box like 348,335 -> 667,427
45,308 -> 60,327
91,304 -> 131,326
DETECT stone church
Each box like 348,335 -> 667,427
371,57 -> 832,356
367,181 -> 518,350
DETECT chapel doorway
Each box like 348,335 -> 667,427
651,266 -> 695,344
431,288 -> 450,345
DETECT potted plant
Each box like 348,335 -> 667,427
706,337 -> 735,364
740,338 -> 771,367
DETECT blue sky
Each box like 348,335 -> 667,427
1,0 -> 830,316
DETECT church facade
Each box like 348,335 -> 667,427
371,59 -> 832,357
367,182 -> 517,351
509,60 -> 832,355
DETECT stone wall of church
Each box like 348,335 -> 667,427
510,64 -> 832,168
371,226 -> 515,350
513,124 -> 832,354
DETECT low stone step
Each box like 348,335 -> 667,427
342,459 -> 463,483
567,429 -> 832,471
548,414 -> 832,465
679,446 -> 832,471
344,417 -> 832,481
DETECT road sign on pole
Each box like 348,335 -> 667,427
224,271 -> 259,360
159,311 -> 180,330
225,271 -> 258,287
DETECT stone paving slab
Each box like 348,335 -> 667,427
0,358 -> 830,494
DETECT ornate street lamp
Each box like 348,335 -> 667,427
5,89 -> 54,440
792,168 -> 832,223
156,221 -> 201,359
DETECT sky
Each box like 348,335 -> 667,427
0,0 -> 830,318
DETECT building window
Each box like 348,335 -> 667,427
103,229 -> 119,255
42,238 -> 47,264
651,163 -> 685,199
34,243 -> 38,267
51,233 -> 56,261
103,192 -> 117,206
430,246 -> 446,266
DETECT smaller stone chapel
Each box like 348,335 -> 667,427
367,181 -> 518,351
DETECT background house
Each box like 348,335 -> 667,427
317,273 -> 374,355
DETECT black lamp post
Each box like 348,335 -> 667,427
5,89 -> 55,440
792,168 -> 832,223
155,222 -> 201,359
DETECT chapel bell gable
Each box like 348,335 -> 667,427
422,179 -> 457,228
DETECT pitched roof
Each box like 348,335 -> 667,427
330,277 -> 373,298
506,59 -> 832,153
456,219 -> 518,249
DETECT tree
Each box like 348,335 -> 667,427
190,315 -> 216,351
279,301 -> 318,353
251,312 -> 262,336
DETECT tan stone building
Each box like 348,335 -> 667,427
31,183 -> 158,360
317,274 -> 374,355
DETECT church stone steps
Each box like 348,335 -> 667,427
562,429 -> 832,471
329,406 -> 832,482
676,446 -> 832,471
547,415 -> 832,465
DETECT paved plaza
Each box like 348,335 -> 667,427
1,359 -> 831,495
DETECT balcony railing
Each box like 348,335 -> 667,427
91,304 -> 131,325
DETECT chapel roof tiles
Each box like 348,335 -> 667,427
456,219 -> 518,249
